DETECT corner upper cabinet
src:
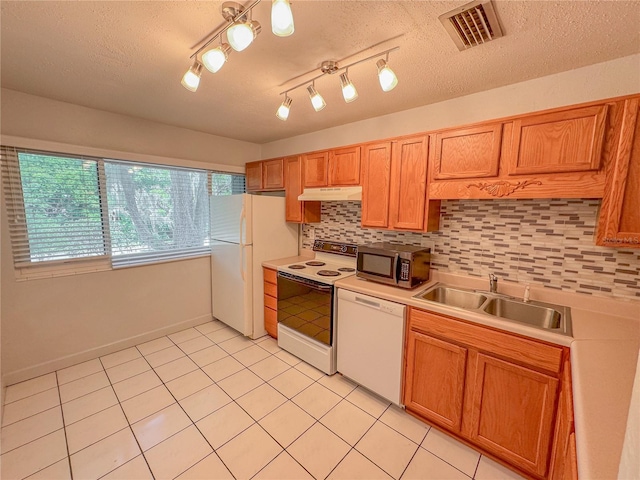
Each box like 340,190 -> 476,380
245,161 -> 263,192
284,156 -> 321,224
506,105 -> 608,175
597,97 -> 640,248
302,151 -> 329,187
431,123 -> 502,179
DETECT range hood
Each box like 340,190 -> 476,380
297,186 -> 362,201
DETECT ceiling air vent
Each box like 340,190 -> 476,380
439,0 -> 503,51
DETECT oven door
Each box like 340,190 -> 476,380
277,272 -> 333,346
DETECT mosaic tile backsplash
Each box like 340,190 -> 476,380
301,199 -> 640,300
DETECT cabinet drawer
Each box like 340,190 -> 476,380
263,268 -> 277,285
264,282 -> 277,298
264,294 -> 277,310
409,308 -> 563,373
265,307 -> 277,338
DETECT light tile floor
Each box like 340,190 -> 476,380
1,320 -> 526,480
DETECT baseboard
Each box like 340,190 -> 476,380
2,314 -> 214,387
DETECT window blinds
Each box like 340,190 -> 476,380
104,160 -> 210,268
1,147 -> 109,267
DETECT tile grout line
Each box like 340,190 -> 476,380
55,370 -> 74,480
0,405 -> 65,455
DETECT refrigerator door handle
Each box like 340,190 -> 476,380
239,205 -> 246,282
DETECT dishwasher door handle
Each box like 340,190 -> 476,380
354,296 -> 382,309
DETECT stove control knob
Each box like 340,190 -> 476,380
340,245 -> 347,253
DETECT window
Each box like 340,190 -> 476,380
105,161 -> 210,267
1,146 -> 246,275
2,148 -> 109,266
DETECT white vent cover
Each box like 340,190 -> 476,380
439,0 -> 503,51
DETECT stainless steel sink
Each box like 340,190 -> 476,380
417,286 -> 487,310
413,283 -> 572,336
482,297 -> 564,330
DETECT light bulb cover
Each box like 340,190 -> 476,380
202,43 -> 231,73
228,20 -> 261,51
340,73 -> 358,103
307,85 -> 326,112
376,58 -> 398,92
181,61 -> 203,92
271,0 -> 294,37
276,96 -> 292,121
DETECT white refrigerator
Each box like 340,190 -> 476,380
210,194 -> 298,339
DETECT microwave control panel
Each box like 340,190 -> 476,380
399,259 -> 410,281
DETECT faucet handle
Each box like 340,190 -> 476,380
488,273 -> 498,281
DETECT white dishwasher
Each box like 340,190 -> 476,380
336,289 -> 406,406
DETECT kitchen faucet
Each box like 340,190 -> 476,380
489,274 -> 498,293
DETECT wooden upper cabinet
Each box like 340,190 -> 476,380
465,353 -> 559,478
432,123 -> 502,179
597,97 -> 640,248
389,135 -> 429,231
507,104 -> 608,175
329,146 -> 361,186
245,161 -> 263,191
404,329 -> 467,432
361,142 -> 392,228
262,158 -> 284,190
302,151 -> 329,187
284,156 -> 321,224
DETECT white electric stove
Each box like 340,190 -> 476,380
276,240 -> 357,374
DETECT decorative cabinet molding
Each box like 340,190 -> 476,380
467,180 -> 543,197
596,97 -> 640,248
405,307 -> 567,479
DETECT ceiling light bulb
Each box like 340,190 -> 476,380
340,72 -> 358,103
181,61 -> 203,92
276,96 -> 292,121
376,58 -> 398,92
227,20 -> 261,52
271,0 -> 294,37
202,43 -> 231,73
307,85 -> 326,112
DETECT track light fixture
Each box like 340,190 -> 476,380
277,45 -> 400,117
181,61 -> 203,92
307,83 -> 326,112
376,56 -> 398,92
340,70 -> 358,103
276,95 -> 292,121
181,0 -> 294,91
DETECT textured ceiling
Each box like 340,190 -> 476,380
1,1 -> 639,144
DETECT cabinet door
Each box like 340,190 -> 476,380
404,329 -> 467,432
549,360 -> 575,480
597,97 -> 640,248
467,353 -> 559,478
284,156 -> 321,224
246,161 -> 263,191
302,151 -> 329,187
329,146 -> 361,186
361,142 -> 392,228
432,124 -> 502,179
389,135 -> 428,231
263,158 -> 284,190
507,104 -> 608,175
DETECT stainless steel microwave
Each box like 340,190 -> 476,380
356,243 -> 431,289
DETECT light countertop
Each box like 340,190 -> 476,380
332,271 -> 640,480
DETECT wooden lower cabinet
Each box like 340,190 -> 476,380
549,359 -> 578,480
404,307 -> 571,479
263,267 -> 278,338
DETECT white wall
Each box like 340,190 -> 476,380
1,88 -> 261,168
619,351 -> 640,479
260,54 -> 640,158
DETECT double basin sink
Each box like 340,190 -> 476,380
414,284 -> 572,336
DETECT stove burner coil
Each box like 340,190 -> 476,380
288,264 -> 305,269
306,261 -> 326,266
317,270 -> 340,277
